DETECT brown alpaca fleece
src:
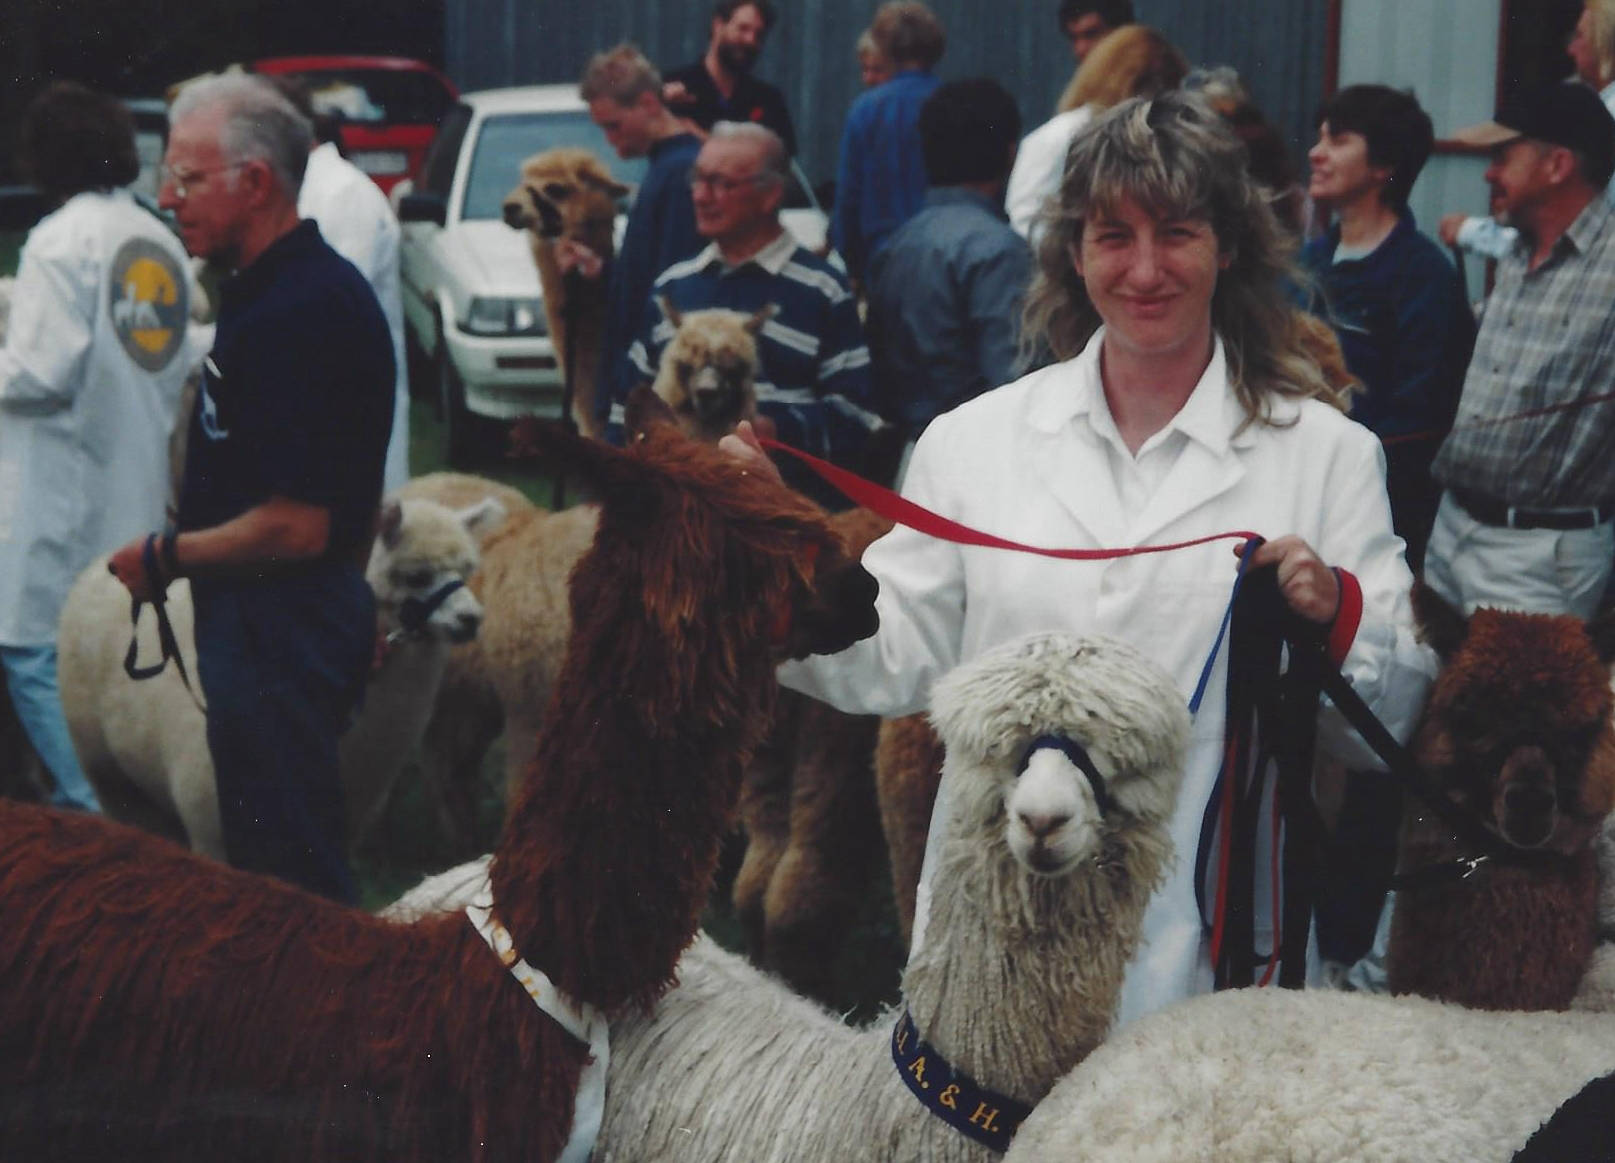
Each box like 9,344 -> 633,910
1389,593 -> 1615,1011
0,392 -> 877,1159
875,711 -> 947,945
729,505 -> 892,997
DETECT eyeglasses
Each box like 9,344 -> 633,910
159,162 -> 244,200
687,167 -> 767,195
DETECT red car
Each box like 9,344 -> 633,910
253,55 -> 459,194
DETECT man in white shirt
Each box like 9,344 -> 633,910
274,78 -> 411,492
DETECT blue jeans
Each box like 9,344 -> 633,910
192,565 -> 374,904
0,644 -> 103,812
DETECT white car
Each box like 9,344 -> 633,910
397,84 -> 831,464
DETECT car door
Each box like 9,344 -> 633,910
399,103 -> 471,358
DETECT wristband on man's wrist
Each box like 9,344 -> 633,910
160,530 -> 181,581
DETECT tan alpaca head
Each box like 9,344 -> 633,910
650,296 -> 775,443
501,147 -> 628,258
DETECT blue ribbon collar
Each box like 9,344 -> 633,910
891,1009 -> 1032,1154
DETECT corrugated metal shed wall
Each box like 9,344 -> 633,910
1336,0 -> 1503,301
445,0 -> 1333,187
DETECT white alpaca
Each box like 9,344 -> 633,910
1003,987 -> 1615,1162
392,630 -> 1191,1161
57,494 -> 503,856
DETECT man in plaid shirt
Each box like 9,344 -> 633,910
1426,83 -> 1615,617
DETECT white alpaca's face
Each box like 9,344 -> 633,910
368,499 -> 503,645
1005,746 -> 1111,876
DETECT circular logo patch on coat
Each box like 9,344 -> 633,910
108,237 -> 188,371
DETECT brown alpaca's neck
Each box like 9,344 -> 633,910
488,610 -> 775,1014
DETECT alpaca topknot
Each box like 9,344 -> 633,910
928,632 -> 1190,791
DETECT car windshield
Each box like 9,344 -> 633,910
292,68 -> 456,125
460,109 -> 647,221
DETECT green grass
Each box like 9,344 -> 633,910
1,232 -> 25,277
361,392 -> 907,1021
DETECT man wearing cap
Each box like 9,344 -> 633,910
1425,82 -> 1615,617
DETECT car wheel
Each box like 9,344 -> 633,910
437,348 -> 478,468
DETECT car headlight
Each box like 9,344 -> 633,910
463,296 -> 548,336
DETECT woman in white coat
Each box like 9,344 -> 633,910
734,91 -> 1437,1030
0,83 -> 198,810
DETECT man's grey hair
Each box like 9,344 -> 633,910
169,73 -> 312,198
709,121 -> 788,186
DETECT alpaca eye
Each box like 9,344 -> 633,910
541,182 -> 571,200
394,568 -> 434,590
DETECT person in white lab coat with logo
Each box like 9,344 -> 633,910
0,81 -> 197,811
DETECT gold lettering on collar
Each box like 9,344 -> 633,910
896,1025 -> 911,1054
938,1083 -> 960,1111
969,1103 -> 1002,1132
908,1055 -> 930,1089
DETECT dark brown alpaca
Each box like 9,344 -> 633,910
0,390 -> 878,1161
729,505 -> 892,996
1389,586 -> 1615,1011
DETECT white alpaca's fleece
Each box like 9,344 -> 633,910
391,633 -> 1188,1161
1004,987 -> 1615,1162
606,633 -> 1189,1161
59,494 -> 502,855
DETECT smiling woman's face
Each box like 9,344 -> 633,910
1072,196 -> 1226,365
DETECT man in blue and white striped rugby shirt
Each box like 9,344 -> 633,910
609,121 -> 886,507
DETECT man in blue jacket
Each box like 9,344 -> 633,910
581,44 -> 705,428
832,2 -> 946,286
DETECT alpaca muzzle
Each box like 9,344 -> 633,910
1008,736 -> 1110,875
1495,746 -> 1559,849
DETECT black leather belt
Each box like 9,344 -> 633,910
1451,488 -> 1612,531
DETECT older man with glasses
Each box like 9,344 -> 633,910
107,73 -> 394,904
607,122 -> 884,506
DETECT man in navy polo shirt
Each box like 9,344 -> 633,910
109,74 -> 393,903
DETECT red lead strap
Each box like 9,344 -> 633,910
758,438 -> 1262,558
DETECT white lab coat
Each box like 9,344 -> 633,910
299,141 -> 410,492
780,333 -> 1438,1030
1004,105 -> 1094,242
0,188 -> 197,646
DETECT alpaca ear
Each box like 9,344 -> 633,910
1412,581 -> 1468,660
746,303 -> 778,335
1585,608 -> 1615,665
457,496 -> 507,537
657,294 -> 682,329
582,169 -> 632,201
509,414 -> 648,500
624,384 -> 678,439
378,500 -> 404,550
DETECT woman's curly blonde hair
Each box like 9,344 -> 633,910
1022,91 -> 1352,429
